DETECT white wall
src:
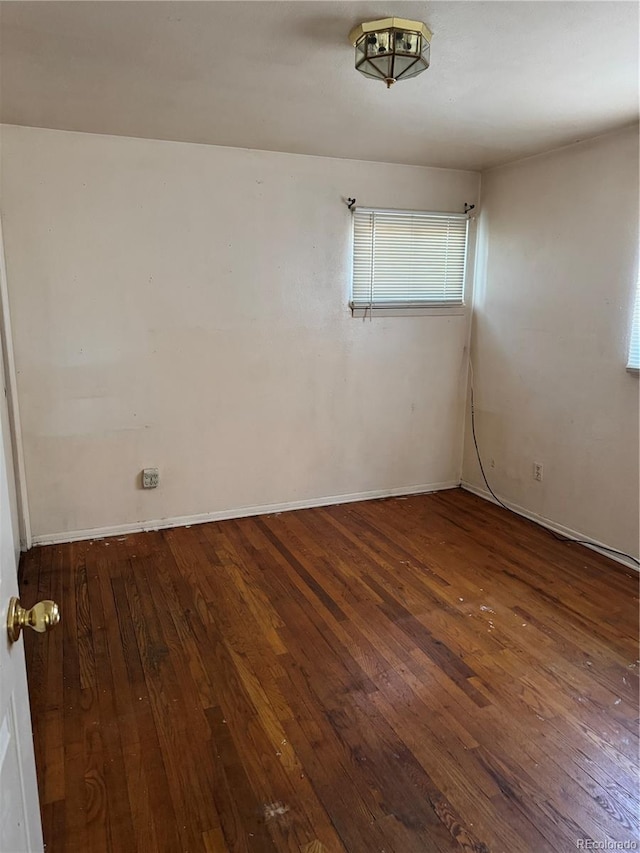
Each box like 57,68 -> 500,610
0,125 -> 479,541
463,126 -> 639,560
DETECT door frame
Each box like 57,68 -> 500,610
0,215 -> 31,551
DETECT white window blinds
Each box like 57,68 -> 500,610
628,277 -> 640,370
352,208 -> 468,309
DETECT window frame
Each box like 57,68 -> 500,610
349,206 -> 472,318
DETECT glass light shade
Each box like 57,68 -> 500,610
350,18 -> 431,87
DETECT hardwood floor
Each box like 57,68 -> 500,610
19,488 -> 639,853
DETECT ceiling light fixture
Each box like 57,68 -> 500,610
348,17 -> 432,88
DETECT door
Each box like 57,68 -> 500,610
0,282 -> 43,848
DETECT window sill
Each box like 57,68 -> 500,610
626,366 -> 639,375
350,304 -> 467,318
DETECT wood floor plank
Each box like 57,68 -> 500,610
110,569 -> 182,852
60,543 -> 90,852
20,489 -> 639,852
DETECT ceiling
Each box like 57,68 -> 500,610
1,1 -> 638,171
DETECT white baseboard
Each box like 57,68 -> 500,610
31,479 -> 460,547
461,480 -> 639,573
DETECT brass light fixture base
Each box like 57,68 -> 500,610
348,18 -> 433,46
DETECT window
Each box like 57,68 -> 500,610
628,276 -> 640,371
351,208 -> 469,315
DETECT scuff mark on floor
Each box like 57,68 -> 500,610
264,802 -> 290,820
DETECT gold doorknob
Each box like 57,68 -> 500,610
7,597 -> 60,643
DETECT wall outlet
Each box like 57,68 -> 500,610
533,462 -> 543,482
142,468 -> 159,489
